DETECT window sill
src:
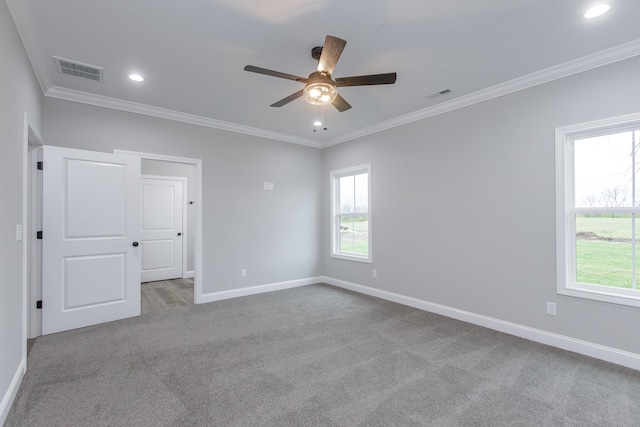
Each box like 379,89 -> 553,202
331,253 -> 372,263
559,285 -> 640,308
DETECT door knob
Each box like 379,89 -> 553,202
132,241 -> 139,247
177,233 -> 182,236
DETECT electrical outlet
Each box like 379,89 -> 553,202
546,302 -> 556,316
240,269 -> 246,278
372,269 -> 377,278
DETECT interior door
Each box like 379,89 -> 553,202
42,146 -> 141,335
140,177 -> 183,282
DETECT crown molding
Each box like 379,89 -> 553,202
322,38 -> 640,148
45,86 -> 323,148
6,0 -> 51,93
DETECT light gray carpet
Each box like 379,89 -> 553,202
6,284 -> 640,426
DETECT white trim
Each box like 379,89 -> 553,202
21,115 -> 28,366
184,271 -> 195,279
46,86 -> 323,149
114,150 -> 204,304
322,277 -> 640,371
199,277 -> 322,304
0,358 -> 26,426
556,111 -> 640,135
323,39 -> 640,147
330,253 -> 372,263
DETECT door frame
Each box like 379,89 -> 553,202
22,113 -> 44,341
115,150 -> 203,304
141,174 -> 188,280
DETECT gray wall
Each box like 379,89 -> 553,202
141,159 -> 196,274
323,55 -> 640,355
42,98 -> 323,294
0,1 -> 43,421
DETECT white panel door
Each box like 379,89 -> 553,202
140,177 -> 183,282
42,146 -> 141,335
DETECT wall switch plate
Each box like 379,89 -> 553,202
16,224 -> 23,241
372,269 -> 377,278
546,302 -> 557,316
240,269 -> 247,278
263,182 -> 274,191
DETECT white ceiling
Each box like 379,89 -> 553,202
7,0 -> 640,148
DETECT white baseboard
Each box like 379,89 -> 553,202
183,271 -> 195,279
322,276 -> 640,372
199,276 -> 322,304
0,358 -> 25,426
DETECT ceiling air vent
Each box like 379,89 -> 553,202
54,56 -> 103,82
427,88 -> 452,99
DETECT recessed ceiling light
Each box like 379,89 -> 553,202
128,74 -> 144,82
584,4 -> 610,19
313,121 -> 322,126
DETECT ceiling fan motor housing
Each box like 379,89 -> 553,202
311,46 -> 323,61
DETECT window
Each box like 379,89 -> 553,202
556,113 -> 640,307
331,164 -> 371,262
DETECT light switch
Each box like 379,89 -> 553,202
263,181 -> 274,191
16,224 -> 23,241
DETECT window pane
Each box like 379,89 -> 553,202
339,175 -> 354,213
339,214 -> 368,255
575,214 -> 633,288
574,132 -> 634,208
354,173 -> 368,213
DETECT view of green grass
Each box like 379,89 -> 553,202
576,240 -> 633,288
575,215 -> 636,288
576,216 -> 632,239
340,218 -> 368,255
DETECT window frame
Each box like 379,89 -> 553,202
556,112 -> 640,307
330,164 -> 372,263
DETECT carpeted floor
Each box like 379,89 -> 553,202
6,284 -> 640,426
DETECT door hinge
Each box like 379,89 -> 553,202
36,300 -> 42,309
36,231 -> 43,240
37,161 -> 43,170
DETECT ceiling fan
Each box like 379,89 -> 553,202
244,35 -> 397,112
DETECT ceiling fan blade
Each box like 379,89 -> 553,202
244,65 -> 307,83
335,72 -> 397,87
270,90 -> 304,107
332,93 -> 352,112
317,35 -> 346,75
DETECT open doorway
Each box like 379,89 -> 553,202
115,150 -> 203,310
140,162 -> 194,313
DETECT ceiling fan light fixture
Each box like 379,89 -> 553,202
304,82 -> 337,106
